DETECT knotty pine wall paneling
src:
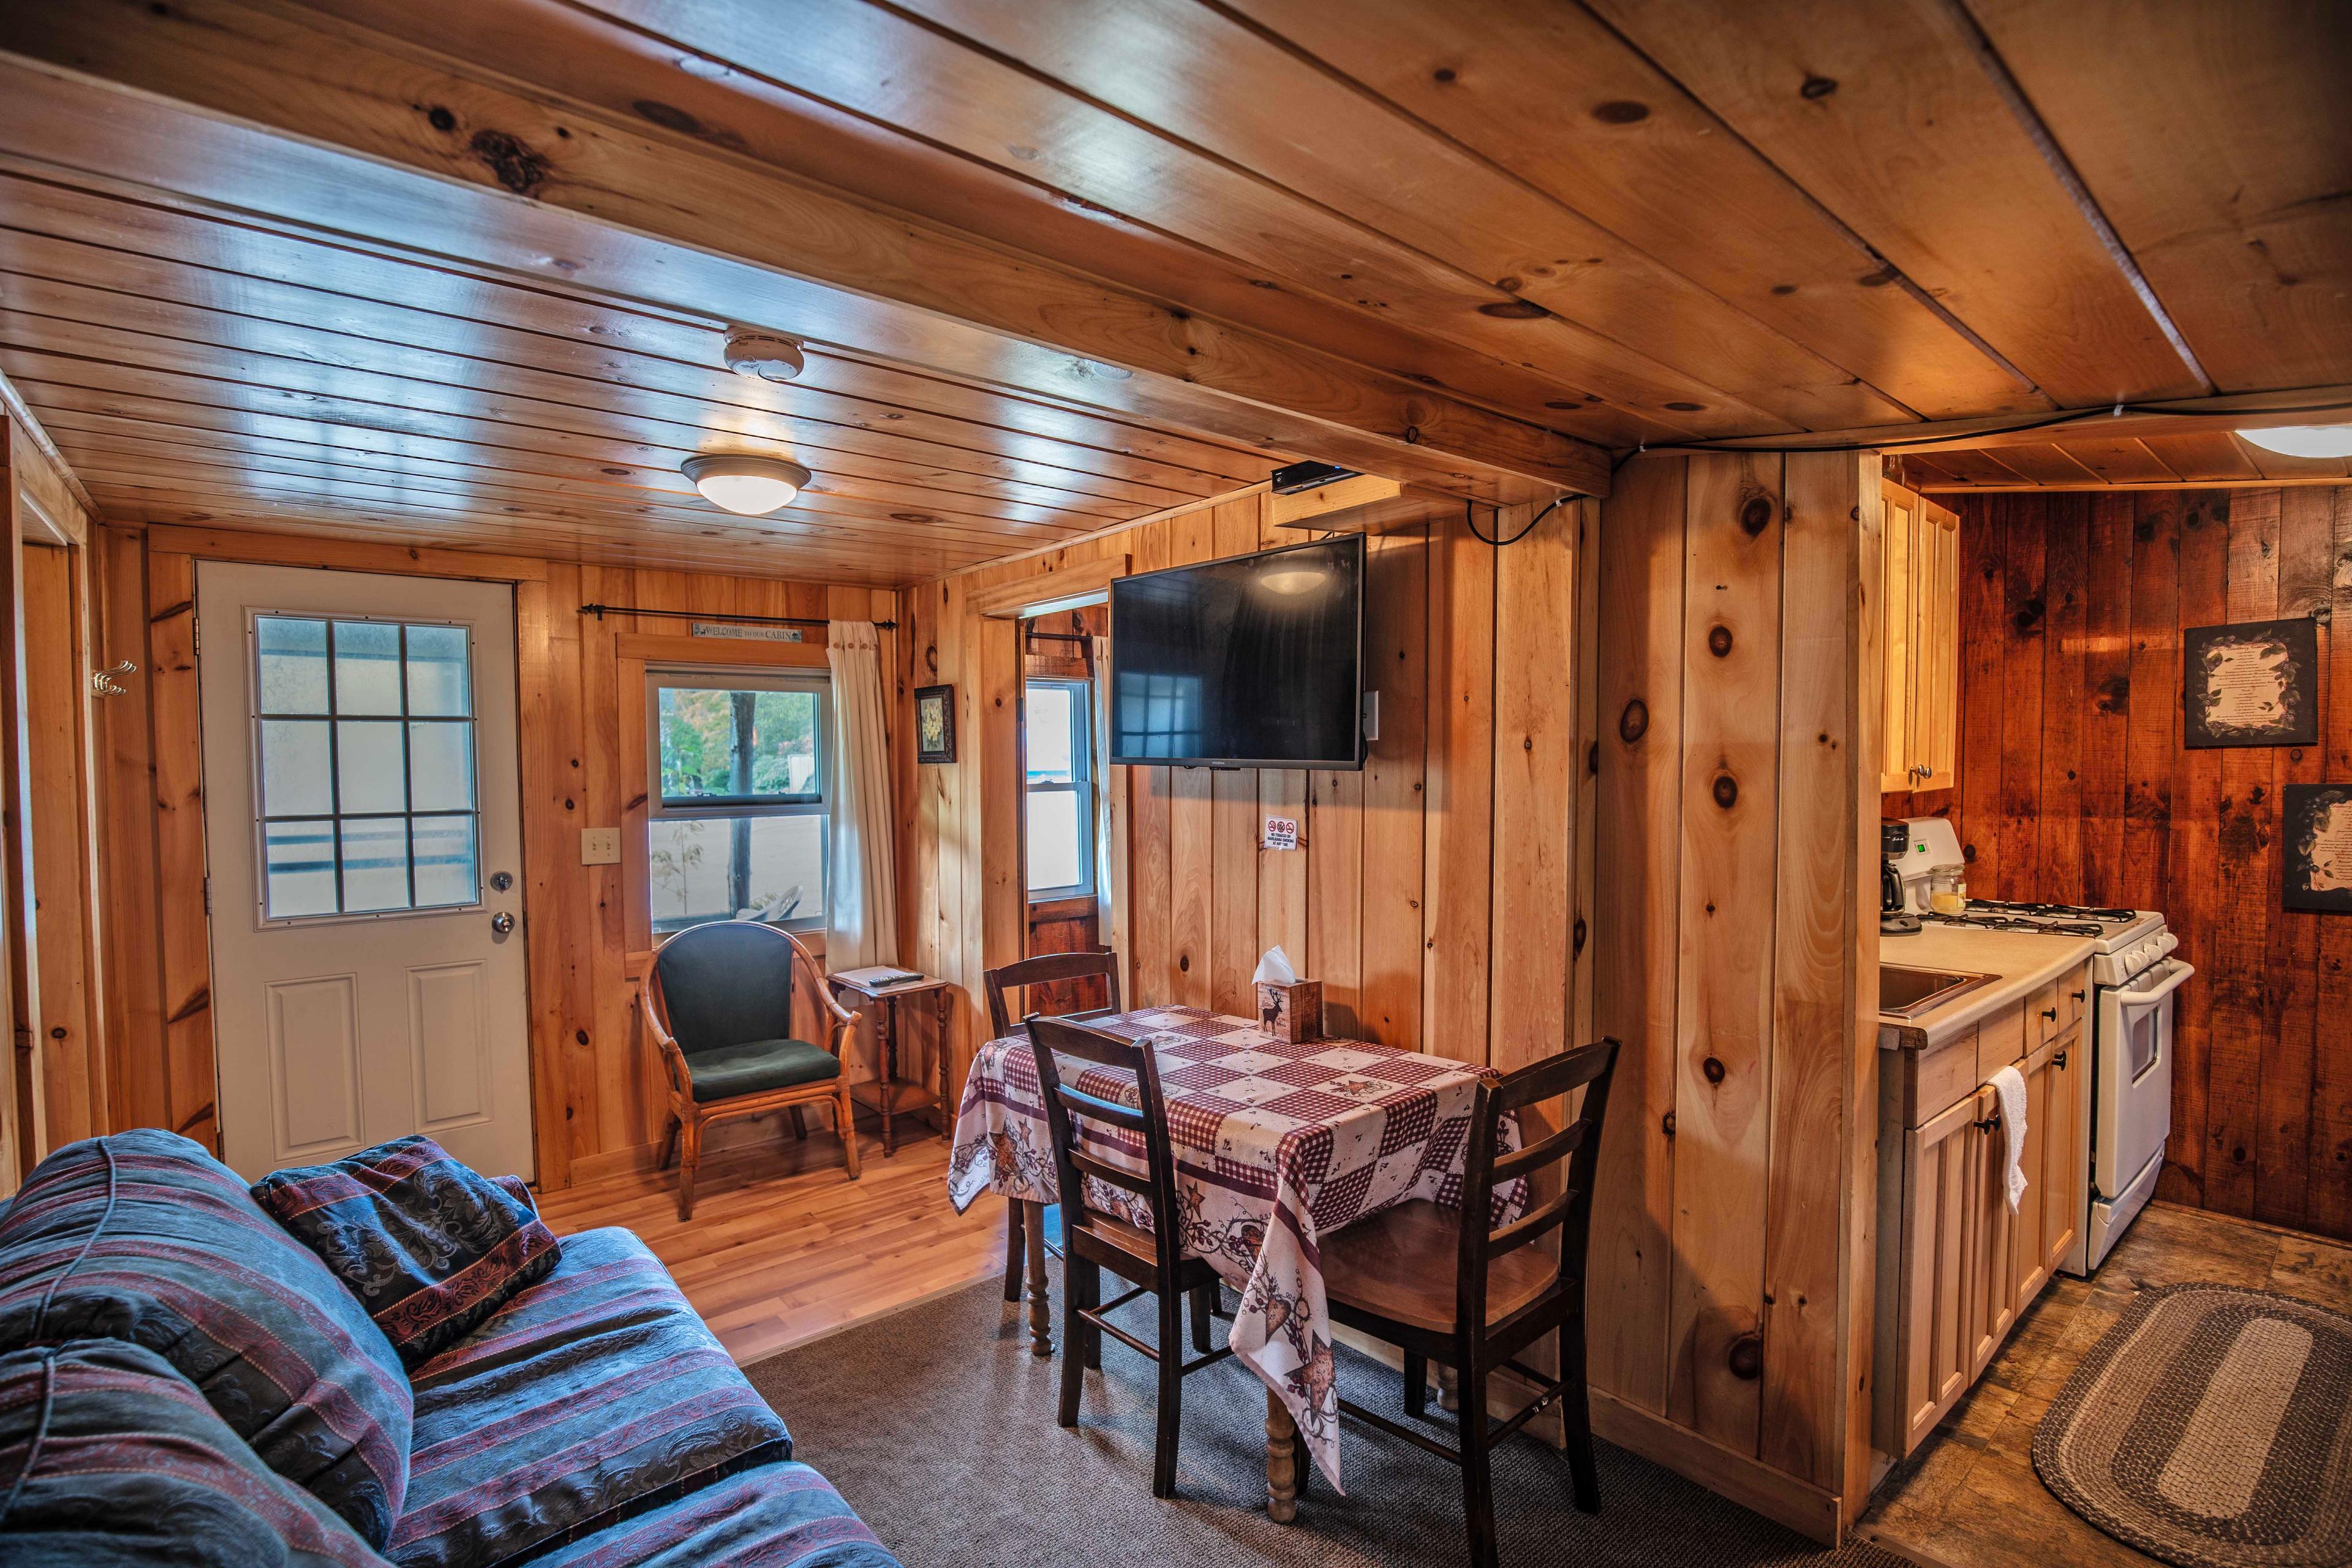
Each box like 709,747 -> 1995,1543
1588,451 -> 1882,1536
907,461 -> 1883,1537
91,522 -> 895,1189
1928,486 -> 2352,1239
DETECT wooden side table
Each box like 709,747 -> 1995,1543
827,971 -> 954,1157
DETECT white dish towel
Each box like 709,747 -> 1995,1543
1989,1064 -> 2030,1213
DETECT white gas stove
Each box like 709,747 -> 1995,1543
1893,820 -> 2188,1274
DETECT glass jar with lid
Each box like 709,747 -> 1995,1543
1927,864 -> 1967,916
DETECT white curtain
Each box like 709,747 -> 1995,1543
825,621 -> 900,970
1091,635 -> 1115,936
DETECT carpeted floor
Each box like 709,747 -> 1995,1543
744,1264 -> 1911,1567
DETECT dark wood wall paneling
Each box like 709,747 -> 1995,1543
1917,486 -> 2352,1239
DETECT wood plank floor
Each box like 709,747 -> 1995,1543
537,1117 -> 1006,1368
1860,1200 -> 2352,1567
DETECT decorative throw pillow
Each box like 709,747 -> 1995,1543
252,1137 -> 560,1371
0,1338 -> 392,1567
0,1130 -> 413,1549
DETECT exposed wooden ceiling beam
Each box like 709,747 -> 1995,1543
1640,386 -> 2352,457
0,1 -> 1612,499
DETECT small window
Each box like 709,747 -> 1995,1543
250,614 -> 480,921
1026,679 -> 1094,900
647,668 -> 830,932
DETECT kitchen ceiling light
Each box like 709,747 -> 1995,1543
2237,424 -> 2352,459
722,331 -> 806,383
682,454 -> 811,516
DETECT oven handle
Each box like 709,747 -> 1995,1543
2113,959 -> 2193,1010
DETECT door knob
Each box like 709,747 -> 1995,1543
490,871 -> 514,892
491,912 -> 516,936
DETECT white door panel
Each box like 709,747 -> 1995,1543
266,974 -> 362,1156
200,563 -> 532,1180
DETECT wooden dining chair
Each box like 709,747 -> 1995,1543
1025,1014 -> 1229,1498
641,921 -> 864,1220
984,951 -> 1122,1305
1316,1038 -> 1621,1568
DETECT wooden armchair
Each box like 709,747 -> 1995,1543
641,921 -> 864,1219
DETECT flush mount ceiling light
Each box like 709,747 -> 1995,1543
2237,424 -> 2352,459
722,331 -> 806,383
682,454 -> 811,516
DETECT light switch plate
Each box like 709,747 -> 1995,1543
579,827 -> 620,865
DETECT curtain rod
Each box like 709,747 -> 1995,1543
579,603 -> 897,631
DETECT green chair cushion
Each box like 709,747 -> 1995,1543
682,1038 -> 841,1103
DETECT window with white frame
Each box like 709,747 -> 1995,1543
1025,678 -> 1094,900
646,667 -> 830,932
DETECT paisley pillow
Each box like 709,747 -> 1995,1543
252,1137 -> 559,1371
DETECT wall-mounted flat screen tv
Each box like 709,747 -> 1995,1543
1109,534 -> 1365,769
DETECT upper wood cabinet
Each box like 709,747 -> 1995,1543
1880,481 -> 1960,793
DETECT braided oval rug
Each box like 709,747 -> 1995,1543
2034,1281 -> 2352,1568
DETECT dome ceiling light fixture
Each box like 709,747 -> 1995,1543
2236,424 -> 2352,459
682,454 -> 812,516
722,330 -> 806,383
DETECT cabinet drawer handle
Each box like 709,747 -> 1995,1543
2071,990 -> 2086,1003
2053,1049 -> 2067,1069
1972,1111 -> 2002,1133
2041,1006 -> 2058,1021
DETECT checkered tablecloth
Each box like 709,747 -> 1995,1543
946,1005 -> 1524,1490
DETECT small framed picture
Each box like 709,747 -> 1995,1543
2283,785 -> 2352,914
2183,617 -> 2320,748
914,684 -> 956,764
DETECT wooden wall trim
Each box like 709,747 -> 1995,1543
143,524 -> 551,584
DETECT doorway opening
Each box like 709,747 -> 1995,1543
1019,605 -> 1110,1016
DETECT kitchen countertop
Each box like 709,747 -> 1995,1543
1877,923 -> 2096,1052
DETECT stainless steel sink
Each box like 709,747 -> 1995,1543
1880,964 -> 1997,1019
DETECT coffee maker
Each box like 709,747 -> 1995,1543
1881,821 -> 1919,934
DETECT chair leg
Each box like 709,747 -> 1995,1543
1561,1326 -> 1600,1514
1153,1283 -> 1185,1499
790,1105 -> 808,1140
658,1116 -> 680,1172
1403,1351 -> 1428,1419
1002,1199 -> 1027,1304
1058,1258 -> 1094,1428
675,1117 -> 702,1221
1459,1359 -> 1498,1568
1189,1281 -> 1216,1353
837,1083 -> 863,1179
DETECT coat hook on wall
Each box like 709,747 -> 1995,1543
90,659 -> 135,697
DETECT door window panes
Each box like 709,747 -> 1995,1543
251,614 -> 481,919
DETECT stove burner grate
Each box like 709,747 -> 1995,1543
1925,912 -> 2106,937
1964,899 -> 2136,922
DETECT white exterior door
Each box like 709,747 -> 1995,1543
197,563 -> 532,1180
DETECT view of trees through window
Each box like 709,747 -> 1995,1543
658,687 -> 819,801
650,678 -> 827,932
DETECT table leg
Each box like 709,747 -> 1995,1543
1265,1386 -> 1300,1524
935,990 -> 953,1133
878,997 -> 898,1158
1022,1199 -> 1052,1358
1437,1363 -> 1460,1413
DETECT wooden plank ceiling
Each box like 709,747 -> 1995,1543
0,0 -> 2342,581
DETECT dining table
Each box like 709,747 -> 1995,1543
946,1003 -> 1525,1517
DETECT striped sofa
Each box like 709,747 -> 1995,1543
0,1130 -> 900,1568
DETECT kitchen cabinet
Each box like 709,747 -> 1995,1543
1874,965 -> 2089,1458
1879,481 -> 1959,794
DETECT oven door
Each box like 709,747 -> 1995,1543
2094,957 -> 2192,1202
